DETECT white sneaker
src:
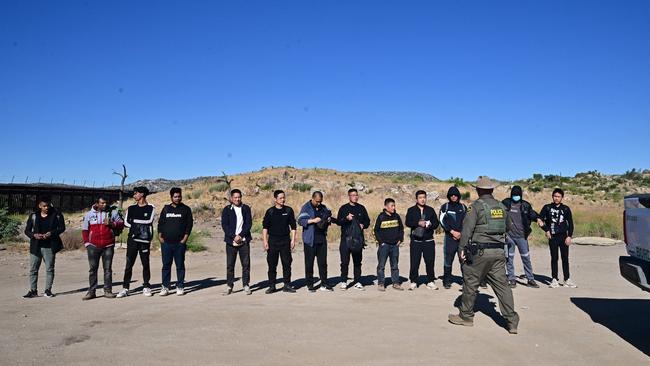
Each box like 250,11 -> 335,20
116,289 -> 129,298
176,287 -> 185,296
409,283 -> 417,291
339,282 -> 347,290
549,278 -> 560,288
160,287 -> 170,296
244,285 -> 252,295
142,287 -> 152,297
353,282 -> 364,291
564,279 -> 578,288
426,281 -> 439,290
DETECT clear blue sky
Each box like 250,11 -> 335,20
1,1 -> 649,186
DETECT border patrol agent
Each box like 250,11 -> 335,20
448,176 -> 519,334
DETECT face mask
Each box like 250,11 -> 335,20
512,195 -> 521,202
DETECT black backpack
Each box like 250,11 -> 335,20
344,217 -> 365,253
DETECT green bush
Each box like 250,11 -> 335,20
461,192 -> 471,200
292,183 -> 313,192
260,183 -> 274,191
0,205 -> 20,242
251,220 -> 263,234
185,230 -> 210,252
209,182 -> 229,192
190,190 -> 204,199
447,177 -> 467,187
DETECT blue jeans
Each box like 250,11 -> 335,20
161,242 -> 186,289
377,243 -> 400,285
506,236 -> 534,281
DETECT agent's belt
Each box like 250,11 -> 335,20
476,243 -> 505,249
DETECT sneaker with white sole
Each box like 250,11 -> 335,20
159,287 -> 170,296
426,281 -> 439,290
353,282 -> 364,291
143,287 -> 153,297
339,282 -> 347,290
116,289 -> 129,298
549,278 -> 560,288
176,287 -> 185,296
244,285 -> 252,295
564,279 -> 577,288
409,283 -> 417,291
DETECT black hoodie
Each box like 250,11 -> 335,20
373,210 -> 404,244
501,185 -> 539,239
439,186 -> 467,234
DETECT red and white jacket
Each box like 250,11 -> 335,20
82,205 -> 124,249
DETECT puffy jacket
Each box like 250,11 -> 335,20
82,205 -> 124,248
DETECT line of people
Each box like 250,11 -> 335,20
23,182 -> 576,306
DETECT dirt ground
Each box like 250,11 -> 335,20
0,241 -> 648,366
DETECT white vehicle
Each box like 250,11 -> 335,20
620,194 -> 650,292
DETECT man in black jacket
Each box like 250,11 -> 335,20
502,185 -> 540,288
538,188 -> 576,288
336,188 -> 371,290
23,196 -> 66,298
117,186 -> 156,298
374,198 -> 405,291
221,189 -> 253,296
405,190 -> 440,290
157,187 -> 193,296
439,186 -> 467,289
262,190 -> 297,294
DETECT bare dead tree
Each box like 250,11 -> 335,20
216,171 -> 234,201
112,164 -> 128,211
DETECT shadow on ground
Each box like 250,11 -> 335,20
571,297 -> 650,357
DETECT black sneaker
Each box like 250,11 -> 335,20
307,285 -> 316,293
443,281 -> 451,289
508,280 -> 517,288
527,280 -> 540,288
44,289 -> 55,298
283,285 -> 296,293
23,290 -> 38,299
265,286 -> 277,294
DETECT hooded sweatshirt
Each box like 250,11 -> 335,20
82,205 -> 124,248
439,186 -> 467,235
502,185 -> 539,239
373,210 -> 404,245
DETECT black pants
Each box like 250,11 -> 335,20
304,242 -> 328,286
267,236 -> 292,286
549,233 -> 570,281
87,245 -> 114,293
227,242 -> 251,288
409,240 -> 435,284
123,238 -> 151,289
340,241 -> 363,282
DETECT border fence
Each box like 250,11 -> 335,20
0,184 -> 125,213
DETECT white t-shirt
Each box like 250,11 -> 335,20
233,205 -> 243,236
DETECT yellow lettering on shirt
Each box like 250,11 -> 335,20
380,220 -> 399,229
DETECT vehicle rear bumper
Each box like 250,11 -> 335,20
619,256 -> 650,292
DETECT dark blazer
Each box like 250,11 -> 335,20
221,203 -> 253,245
25,208 -> 66,255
